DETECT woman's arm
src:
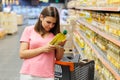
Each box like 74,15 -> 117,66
55,40 -> 66,60
19,42 -> 56,59
55,45 -> 65,61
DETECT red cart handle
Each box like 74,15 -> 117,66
55,61 -> 74,71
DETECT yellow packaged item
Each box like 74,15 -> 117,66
50,30 -> 67,45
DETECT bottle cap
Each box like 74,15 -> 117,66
63,30 -> 67,35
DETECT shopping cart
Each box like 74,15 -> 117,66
55,54 -> 95,80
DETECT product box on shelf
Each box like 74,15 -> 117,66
0,12 -> 17,34
0,28 -> 6,39
17,14 -> 23,26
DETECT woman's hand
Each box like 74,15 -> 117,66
42,44 -> 56,53
58,40 -> 67,47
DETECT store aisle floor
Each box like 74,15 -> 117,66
0,25 -> 26,80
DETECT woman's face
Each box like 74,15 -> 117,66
41,16 -> 56,32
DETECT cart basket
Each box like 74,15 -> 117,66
55,59 -> 95,80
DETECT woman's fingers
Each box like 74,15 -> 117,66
58,40 -> 67,46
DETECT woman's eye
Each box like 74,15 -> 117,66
46,21 -> 55,26
46,21 -> 51,24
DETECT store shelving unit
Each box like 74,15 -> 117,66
68,5 -> 120,80
74,29 -> 120,80
73,38 -> 86,59
76,7 -> 120,12
77,19 -> 120,47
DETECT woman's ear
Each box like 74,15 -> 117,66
40,15 -> 44,21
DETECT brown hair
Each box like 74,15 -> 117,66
34,6 -> 60,36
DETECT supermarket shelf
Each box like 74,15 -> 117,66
74,29 -> 120,80
72,38 -> 86,59
77,19 -> 120,47
75,7 -> 120,12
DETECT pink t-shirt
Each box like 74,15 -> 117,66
20,26 -> 55,78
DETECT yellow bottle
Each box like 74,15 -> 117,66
50,30 -> 67,45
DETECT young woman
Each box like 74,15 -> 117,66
19,6 -> 66,80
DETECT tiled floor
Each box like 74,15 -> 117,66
0,25 -> 25,80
